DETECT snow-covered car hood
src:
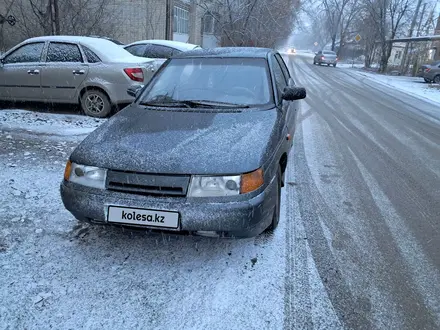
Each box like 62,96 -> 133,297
71,105 -> 279,175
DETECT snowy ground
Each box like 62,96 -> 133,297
0,109 -> 105,137
0,109 -> 290,329
336,68 -> 440,106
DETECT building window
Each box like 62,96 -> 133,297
174,6 -> 189,34
203,14 -> 214,34
395,50 -> 402,60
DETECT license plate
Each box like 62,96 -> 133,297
107,206 -> 179,229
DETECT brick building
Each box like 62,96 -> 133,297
113,0 -> 219,47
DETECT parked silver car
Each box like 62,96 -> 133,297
0,36 -> 156,117
124,39 -> 201,68
313,50 -> 338,67
423,62 -> 440,84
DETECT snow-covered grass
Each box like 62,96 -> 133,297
348,71 -> 440,105
0,110 -> 105,136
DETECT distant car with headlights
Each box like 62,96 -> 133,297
313,50 -> 338,67
0,36 -> 156,117
60,47 -> 307,238
287,47 -> 296,54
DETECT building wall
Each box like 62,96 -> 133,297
112,0 -> 167,44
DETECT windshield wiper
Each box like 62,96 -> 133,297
179,100 -> 250,108
139,99 -> 250,109
139,101 -> 191,108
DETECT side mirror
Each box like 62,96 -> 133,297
127,85 -> 144,98
282,87 -> 306,101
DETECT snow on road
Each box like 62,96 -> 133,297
344,70 -> 440,106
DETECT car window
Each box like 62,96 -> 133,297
82,46 -> 101,63
271,56 -> 288,100
125,44 -> 147,57
275,54 -> 291,82
140,57 -> 272,107
3,42 -> 45,64
145,45 -> 175,59
46,42 -> 83,62
324,51 -> 336,55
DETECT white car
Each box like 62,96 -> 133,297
124,40 -> 201,68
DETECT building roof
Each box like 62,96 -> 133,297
173,47 -> 273,58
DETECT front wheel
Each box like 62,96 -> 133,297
266,166 -> 281,232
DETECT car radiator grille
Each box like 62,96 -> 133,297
106,170 -> 190,197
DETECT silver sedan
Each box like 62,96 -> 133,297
0,36 -> 156,117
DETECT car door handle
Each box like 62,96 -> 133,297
73,70 -> 85,75
27,69 -> 40,75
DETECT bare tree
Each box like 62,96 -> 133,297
7,0 -> 117,42
363,0 -> 412,72
198,0 -> 301,48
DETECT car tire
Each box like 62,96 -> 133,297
327,64 -> 330,66
80,89 -> 112,118
266,166 -> 281,232
333,64 -> 337,67
424,78 -> 431,83
434,75 -> 440,84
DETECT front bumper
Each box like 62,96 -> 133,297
60,177 -> 277,238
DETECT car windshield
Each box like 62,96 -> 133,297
139,57 -> 272,107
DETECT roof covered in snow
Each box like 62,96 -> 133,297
124,39 -> 201,51
173,47 -> 273,59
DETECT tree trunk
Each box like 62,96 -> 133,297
331,34 -> 336,51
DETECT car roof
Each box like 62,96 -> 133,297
172,47 -> 273,59
18,36 -> 151,63
125,39 -> 200,51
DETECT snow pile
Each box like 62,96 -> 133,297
0,110 -> 105,136
351,71 -> 440,105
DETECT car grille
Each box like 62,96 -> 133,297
106,170 -> 190,197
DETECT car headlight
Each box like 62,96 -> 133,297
64,161 -> 107,189
187,169 -> 264,197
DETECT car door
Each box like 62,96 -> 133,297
270,54 -> 291,142
41,42 -> 89,102
275,53 -> 297,138
0,42 -> 45,101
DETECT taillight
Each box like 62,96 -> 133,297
336,57 -> 338,61
321,56 -> 325,60
124,68 -> 144,82
425,68 -> 431,73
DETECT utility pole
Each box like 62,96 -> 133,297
400,0 -> 423,73
165,0 -> 173,40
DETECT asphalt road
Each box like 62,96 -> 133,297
285,54 -> 440,329
0,54 -> 439,330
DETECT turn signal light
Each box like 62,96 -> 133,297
240,169 -> 264,194
64,160 -> 72,181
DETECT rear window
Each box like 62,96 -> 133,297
324,51 -> 336,55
